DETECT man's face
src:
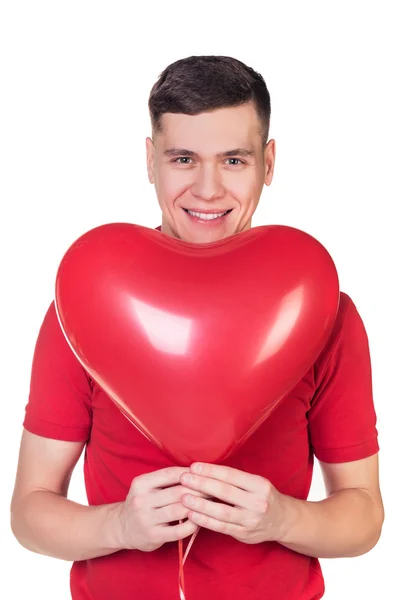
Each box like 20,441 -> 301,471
146,102 -> 275,243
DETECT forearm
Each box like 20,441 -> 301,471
278,488 -> 383,558
11,490 -> 124,561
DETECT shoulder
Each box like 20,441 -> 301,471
37,300 -> 64,341
329,291 -> 359,338
24,301 -> 93,438
313,291 -> 370,379
32,300 -> 92,382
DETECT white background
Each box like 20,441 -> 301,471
1,1 -> 399,598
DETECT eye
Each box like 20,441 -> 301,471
226,158 -> 244,165
173,157 -> 193,164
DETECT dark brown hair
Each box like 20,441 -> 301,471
148,55 -> 271,144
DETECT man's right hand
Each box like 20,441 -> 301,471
114,466 -> 202,552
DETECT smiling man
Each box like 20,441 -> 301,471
11,55 -> 383,600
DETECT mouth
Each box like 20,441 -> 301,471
182,208 -> 233,223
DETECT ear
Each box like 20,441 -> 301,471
264,139 -> 276,186
146,137 -> 155,184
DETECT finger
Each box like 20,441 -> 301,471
152,485 -> 209,508
188,510 -> 243,537
181,473 -> 251,509
190,463 -> 267,494
154,502 -> 191,525
182,495 -> 244,525
132,467 -> 190,494
159,519 -> 199,543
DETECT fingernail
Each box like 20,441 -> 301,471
185,495 -> 196,507
182,473 -> 193,483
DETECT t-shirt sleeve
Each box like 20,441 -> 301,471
23,302 -> 92,442
308,292 -> 379,463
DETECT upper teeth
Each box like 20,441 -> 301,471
187,210 -> 228,220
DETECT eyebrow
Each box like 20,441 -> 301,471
163,147 -> 255,158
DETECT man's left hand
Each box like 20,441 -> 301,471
180,463 -> 290,544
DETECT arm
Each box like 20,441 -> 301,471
10,430 -> 123,561
11,430 -> 198,562
179,455 -> 384,559
278,454 -> 385,558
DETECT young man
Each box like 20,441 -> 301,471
11,56 -> 383,600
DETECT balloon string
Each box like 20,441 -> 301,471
178,538 -> 186,600
178,525 -> 199,599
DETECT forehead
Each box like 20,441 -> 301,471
157,103 -> 262,151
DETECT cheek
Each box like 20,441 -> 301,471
226,173 -> 261,205
155,168 -> 191,207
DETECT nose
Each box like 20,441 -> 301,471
191,164 -> 224,202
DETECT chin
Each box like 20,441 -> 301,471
187,230 -> 236,244
164,216 -> 242,244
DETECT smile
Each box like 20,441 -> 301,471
183,208 -> 233,221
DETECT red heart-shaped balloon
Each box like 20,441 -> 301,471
55,223 -> 339,465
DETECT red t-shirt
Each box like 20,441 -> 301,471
23,285 -> 379,600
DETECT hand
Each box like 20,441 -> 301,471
180,463 -> 289,545
115,466 -> 204,552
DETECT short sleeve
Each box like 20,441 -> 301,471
308,292 -> 379,463
23,302 -> 92,442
